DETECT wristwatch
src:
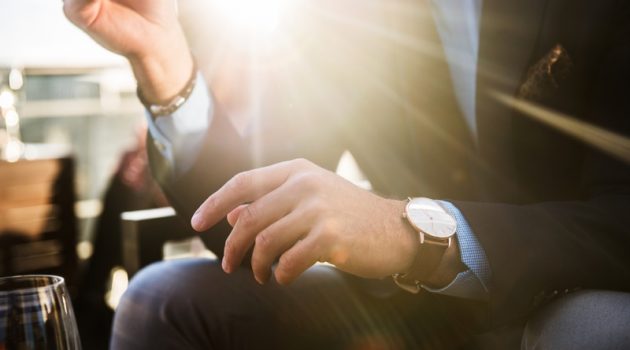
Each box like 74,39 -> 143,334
393,197 -> 457,293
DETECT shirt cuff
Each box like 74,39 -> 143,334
421,201 -> 492,300
145,72 -> 213,176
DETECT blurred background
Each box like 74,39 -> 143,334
1,1 -> 156,348
0,0 -> 140,240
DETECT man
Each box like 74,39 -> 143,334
64,0 -> 630,348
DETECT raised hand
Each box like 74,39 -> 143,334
192,159 -> 419,285
63,0 -> 194,102
64,0 -> 177,57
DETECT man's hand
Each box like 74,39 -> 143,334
191,159 -> 419,285
63,0 -> 193,102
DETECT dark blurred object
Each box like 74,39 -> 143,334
0,152 -> 78,289
120,204 -> 228,279
121,207 -> 195,278
74,129 -> 167,350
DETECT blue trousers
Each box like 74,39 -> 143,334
110,259 -> 630,349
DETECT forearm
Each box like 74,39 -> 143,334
64,0 -> 195,103
129,28 -> 194,104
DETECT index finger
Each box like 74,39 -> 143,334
191,160 -> 301,231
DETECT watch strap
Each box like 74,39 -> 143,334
393,238 -> 450,293
425,236 -> 468,288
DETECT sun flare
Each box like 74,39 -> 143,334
214,0 -> 290,37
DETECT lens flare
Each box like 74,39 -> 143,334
214,0 -> 288,36
492,91 -> 630,164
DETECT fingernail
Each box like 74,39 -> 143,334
191,212 -> 203,229
222,257 -> 231,274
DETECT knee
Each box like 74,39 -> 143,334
111,259 -> 224,347
522,290 -> 630,350
117,258 -> 226,316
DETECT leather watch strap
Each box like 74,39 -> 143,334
393,197 -> 459,293
393,238 -> 449,292
425,237 -> 467,288
409,239 -> 450,282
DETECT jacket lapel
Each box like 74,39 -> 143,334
475,0 -> 549,201
384,0 -> 479,199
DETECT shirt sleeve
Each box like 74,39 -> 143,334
421,201 -> 492,301
145,72 -> 213,177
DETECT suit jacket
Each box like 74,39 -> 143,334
147,0 -> 630,326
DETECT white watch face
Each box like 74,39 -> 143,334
405,198 -> 457,239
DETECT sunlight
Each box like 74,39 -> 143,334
214,0 -> 289,37
187,0 -> 479,176
492,91 -> 630,164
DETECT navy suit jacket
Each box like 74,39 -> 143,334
147,0 -> 630,326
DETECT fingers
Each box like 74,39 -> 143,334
250,209 -> 312,284
274,232 -> 325,285
192,162 -> 290,231
227,205 -> 248,227
62,0 -> 97,6
62,0 -> 101,27
222,184 -> 301,273
191,159 -> 312,231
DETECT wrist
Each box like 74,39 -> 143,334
424,237 -> 467,288
128,29 -> 194,104
391,199 -> 421,274
392,197 -> 460,293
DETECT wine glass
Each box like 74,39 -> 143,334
0,275 -> 81,349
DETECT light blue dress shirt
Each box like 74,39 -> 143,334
148,72 -> 212,177
145,0 -> 491,300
